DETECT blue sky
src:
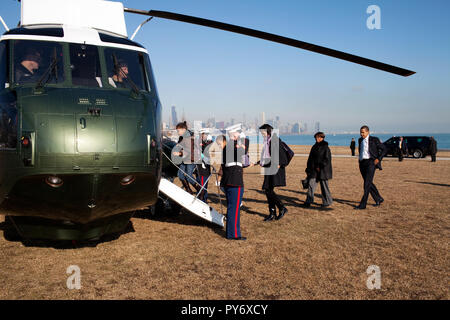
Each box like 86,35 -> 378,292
1,0 -> 449,133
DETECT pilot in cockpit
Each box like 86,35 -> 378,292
15,50 -> 41,83
109,60 -> 129,88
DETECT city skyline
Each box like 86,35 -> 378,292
164,105 -> 448,134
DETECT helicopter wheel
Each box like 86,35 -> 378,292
3,216 -> 22,241
154,195 -> 182,217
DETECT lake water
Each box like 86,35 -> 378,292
248,133 -> 450,150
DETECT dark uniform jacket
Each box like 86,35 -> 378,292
358,136 -> 387,170
220,139 -> 244,188
306,140 -> 332,180
350,140 -> 356,151
15,64 -> 38,83
430,138 -> 437,154
261,134 -> 288,189
197,139 -> 213,177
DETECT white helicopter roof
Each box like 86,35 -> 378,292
21,0 -> 128,38
1,0 -> 147,53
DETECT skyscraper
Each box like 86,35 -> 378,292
291,123 -> 300,134
171,106 -> 178,128
315,122 -> 320,133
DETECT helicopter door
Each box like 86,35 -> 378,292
76,97 -> 116,153
76,114 -> 116,153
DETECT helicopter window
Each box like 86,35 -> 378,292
13,40 -> 64,85
0,42 -> 8,89
99,33 -> 144,49
5,27 -> 64,38
143,54 -> 156,93
0,95 -> 17,149
105,48 -> 148,92
69,44 -> 102,88
0,42 -> 17,149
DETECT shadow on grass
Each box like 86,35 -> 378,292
133,205 -> 226,238
405,180 -> 450,188
0,219 -> 136,249
280,188 -> 360,208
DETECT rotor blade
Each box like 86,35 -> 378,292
124,8 -> 415,77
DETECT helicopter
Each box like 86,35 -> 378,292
0,0 -> 414,241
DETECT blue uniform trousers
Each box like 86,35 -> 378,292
224,186 -> 244,239
196,175 -> 209,202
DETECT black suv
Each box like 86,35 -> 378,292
383,136 -> 432,158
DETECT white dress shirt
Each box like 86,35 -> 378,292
360,135 -> 370,160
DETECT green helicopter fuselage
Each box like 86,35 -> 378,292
0,29 -> 162,238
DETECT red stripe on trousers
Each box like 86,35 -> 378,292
235,187 -> 241,238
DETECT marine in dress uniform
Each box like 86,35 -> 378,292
217,128 -> 246,241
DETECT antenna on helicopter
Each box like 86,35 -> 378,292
124,8 -> 415,77
130,17 -> 153,41
0,16 -> 9,32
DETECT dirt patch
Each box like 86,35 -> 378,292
0,146 -> 448,299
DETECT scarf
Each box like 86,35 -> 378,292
260,135 -> 272,166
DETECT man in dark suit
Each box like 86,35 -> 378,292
355,125 -> 387,210
430,136 -> 437,162
398,136 -> 407,161
350,138 -> 356,156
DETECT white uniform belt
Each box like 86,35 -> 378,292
225,162 -> 243,167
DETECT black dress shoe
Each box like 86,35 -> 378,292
276,207 -> 288,220
303,203 -> 311,208
264,208 -> 277,222
229,237 -> 247,241
374,199 -> 384,206
264,214 -> 276,222
354,205 -> 366,210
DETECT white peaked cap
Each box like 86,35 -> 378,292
225,123 -> 242,133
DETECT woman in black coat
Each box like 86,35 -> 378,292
304,132 -> 333,207
259,124 -> 289,221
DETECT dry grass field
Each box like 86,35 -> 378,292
0,146 -> 449,300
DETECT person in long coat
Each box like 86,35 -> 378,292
304,132 -> 333,208
259,124 -> 289,221
172,121 -> 199,194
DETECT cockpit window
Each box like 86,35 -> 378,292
13,40 -> 64,85
0,42 -> 8,89
105,48 -> 149,92
69,44 -> 102,88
